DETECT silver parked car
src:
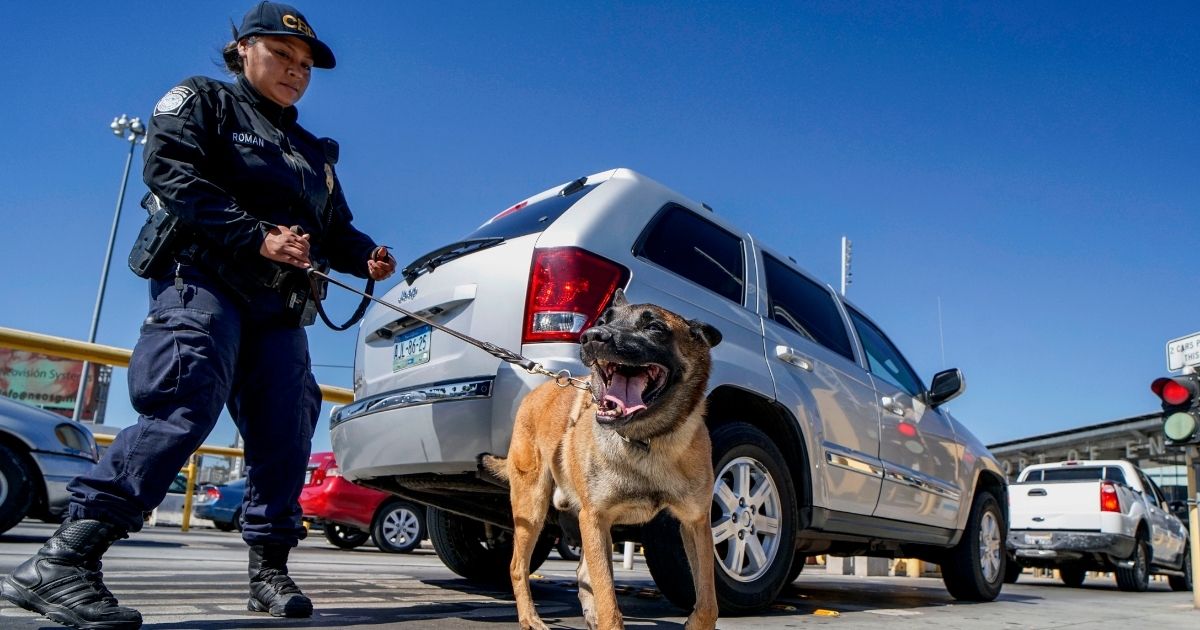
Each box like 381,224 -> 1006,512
0,396 -> 99,535
332,168 -> 1008,611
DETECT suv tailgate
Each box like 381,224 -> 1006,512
1009,481 -> 1103,530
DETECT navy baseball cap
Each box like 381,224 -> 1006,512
237,1 -> 335,69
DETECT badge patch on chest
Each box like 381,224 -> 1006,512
325,163 -> 335,193
153,86 -> 196,117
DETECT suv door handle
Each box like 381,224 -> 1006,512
775,346 -> 813,371
880,396 -> 906,416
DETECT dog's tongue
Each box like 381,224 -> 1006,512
604,372 -> 648,417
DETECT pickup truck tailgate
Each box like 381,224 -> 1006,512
1009,481 -> 1102,530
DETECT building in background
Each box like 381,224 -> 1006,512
987,412 -> 1189,503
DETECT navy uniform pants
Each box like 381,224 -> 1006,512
67,263 -> 322,547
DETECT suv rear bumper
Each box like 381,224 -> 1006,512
333,355 -> 583,482
1008,530 -> 1136,563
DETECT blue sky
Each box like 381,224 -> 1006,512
1,1 -> 1196,454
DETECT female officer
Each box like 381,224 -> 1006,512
0,3 -> 395,628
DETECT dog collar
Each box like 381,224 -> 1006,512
614,430 -> 650,453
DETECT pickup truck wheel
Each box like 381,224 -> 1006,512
643,423 -> 798,615
555,537 -> 581,561
940,489 -> 1005,601
1058,565 -> 1086,587
1115,538 -> 1149,592
1168,544 -> 1192,592
426,507 -> 553,583
0,443 -> 34,536
325,523 -> 370,549
372,500 -> 425,553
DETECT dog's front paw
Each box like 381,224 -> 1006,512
519,616 -> 550,630
684,610 -> 718,630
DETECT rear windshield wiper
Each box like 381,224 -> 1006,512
402,237 -> 505,284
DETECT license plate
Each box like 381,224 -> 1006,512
304,469 -> 314,485
393,325 -> 432,372
1025,534 -> 1052,545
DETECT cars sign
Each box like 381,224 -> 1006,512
1165,330 -> 1200,371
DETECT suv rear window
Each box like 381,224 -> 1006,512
635,204 -> 745,304
465,184 -> 598,241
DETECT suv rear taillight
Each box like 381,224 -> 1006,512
523,247 -> 629,343
1100,481 -> 1121,512
205,487 -> 220,501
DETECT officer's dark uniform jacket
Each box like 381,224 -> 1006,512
66,74 -> 376,546
144,74 -> 376,303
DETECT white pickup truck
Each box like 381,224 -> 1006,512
1007,460 -> 1191,592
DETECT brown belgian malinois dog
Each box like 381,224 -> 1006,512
482,288 -> 722,630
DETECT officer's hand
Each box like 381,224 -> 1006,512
260,225 -> 311,269
367,246 -> 396,281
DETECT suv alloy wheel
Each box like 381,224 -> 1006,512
644,423 -> 798,614
941,489 -> 1005,601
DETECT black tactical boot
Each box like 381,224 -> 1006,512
0,519 -> 142,630
247,544 -> 312,617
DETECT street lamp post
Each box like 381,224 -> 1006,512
72,115 -> 147,421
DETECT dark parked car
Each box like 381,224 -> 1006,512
0,396 -> 98,535
195,478 -> 246,532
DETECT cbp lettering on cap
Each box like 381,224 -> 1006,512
236,1 -> 334,69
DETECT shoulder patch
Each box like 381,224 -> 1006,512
153,86 -> 196,117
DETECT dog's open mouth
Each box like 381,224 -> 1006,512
593,361 -> 668,421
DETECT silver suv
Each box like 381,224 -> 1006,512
332,168 -> 1008,611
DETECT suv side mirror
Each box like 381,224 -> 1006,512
1168,500 -> 1189,521
927,368 -> 966,407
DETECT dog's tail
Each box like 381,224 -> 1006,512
478,452 -> 509,482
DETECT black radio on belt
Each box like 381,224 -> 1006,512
277,225 -> 328,327
128,193 -> 183,279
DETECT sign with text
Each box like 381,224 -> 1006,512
0,349 -> 107,421
1166,331 -> 1200,371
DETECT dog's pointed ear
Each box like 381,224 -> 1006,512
611,287 -> 629,307
689,320 -> 722,348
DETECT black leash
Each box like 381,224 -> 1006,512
306,268 -> 592,392
308,272 -> 373,331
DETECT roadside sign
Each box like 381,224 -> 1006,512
1167,331 -> 1200,371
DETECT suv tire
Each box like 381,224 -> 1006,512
643,423 -> 798,614
941,489 -> 1004,601
1115,537 -> 1150,592
325,523 -> 370,549
0,443 -> 33,536
372,499 -> 425,554
427,507 -> 553,583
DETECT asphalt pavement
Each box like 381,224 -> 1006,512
1,520 -> 1196,629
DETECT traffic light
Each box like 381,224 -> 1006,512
1150,375 -> 1200,445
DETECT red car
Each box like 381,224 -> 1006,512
300,452 -> 426,553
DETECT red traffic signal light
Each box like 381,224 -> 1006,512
1151,375 -> 1200,445
1151,377 -> 1198,406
